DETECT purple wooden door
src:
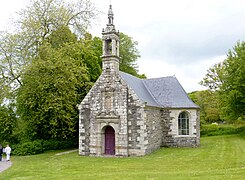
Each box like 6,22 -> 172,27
105,126 -> 115,155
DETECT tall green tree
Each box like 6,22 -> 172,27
201,41 -> 245,121
17,0 -> 97,45
1,0 -> 145,144
0,105 -> 17,143
17,42 -> 91,141
79,33 -> 102,82
219,42 -> 245,121
0,0 -> 97,102
0,1 -> 97,142
119,32 -> 146,78
46,26 -> 77,48
200,62 -> 225,91
0,32 -> 31,101
189,90 -> 220,123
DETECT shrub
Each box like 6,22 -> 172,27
42,140 -> 61,151
201,124 -> 219,136
234,118 -> 245,126
11,138 -> 77,156
42,139 -> 76,151
201,123 -> 245,136
237,126 -> 245,139
12,140 -> 44,156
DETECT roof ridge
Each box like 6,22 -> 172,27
147,76 -> 175,80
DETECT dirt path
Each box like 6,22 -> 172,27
0,159 -> 12,173
55,149 -> 78,156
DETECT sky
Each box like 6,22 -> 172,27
1,0 -> 245,92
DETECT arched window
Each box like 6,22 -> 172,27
178,112 -> 189,135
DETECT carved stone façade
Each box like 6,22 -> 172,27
78,5 -> 200,157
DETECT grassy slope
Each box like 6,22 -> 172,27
0,135 -> 244,180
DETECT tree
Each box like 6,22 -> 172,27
189,90 -> 220,123
79,33 -> 102,82
17,0 -> 97,45
119,33 -> 145,78
17,41 -> 91,141
200,62 -> 225,91
201,41 -> 245,121
0,0 -> 97,102
0,0 -> 97,143
0,32 -> 31,99
0,105 -> 17,144
1,0 -> 145,144
46,25 -> 77,48
219,42 -> 245,121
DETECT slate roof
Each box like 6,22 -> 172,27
119,71 -> 199,109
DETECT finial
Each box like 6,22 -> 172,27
108,4 -> 114,25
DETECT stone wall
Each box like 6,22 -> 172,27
78,107 -> 91,155
195,110 -> 200,146
163,109 -> 200,147
126,86 -> 147,156
78,70 -> 130,156
161,109 -> 174,147
144,107 -> 163,154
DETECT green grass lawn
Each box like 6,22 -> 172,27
0,135 -> 244,180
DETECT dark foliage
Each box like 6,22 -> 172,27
11,139 -> 77,156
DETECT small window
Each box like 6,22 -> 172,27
105,39 -> 112,55
178,112 -> 189,135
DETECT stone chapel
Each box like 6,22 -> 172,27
78,5 -> 200,157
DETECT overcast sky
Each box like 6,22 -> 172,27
1,0 -> 245,92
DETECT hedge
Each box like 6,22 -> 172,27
201,124 -> 245,136
11,139 -> 77,156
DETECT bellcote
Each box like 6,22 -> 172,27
101,5 -> 120,71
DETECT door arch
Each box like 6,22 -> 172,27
104,126 -> 115,155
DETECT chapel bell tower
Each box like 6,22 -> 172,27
102,5 -> 120,72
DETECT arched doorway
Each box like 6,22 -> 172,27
104,126 -> 115,155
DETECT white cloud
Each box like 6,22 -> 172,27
0,0 -> 29,30
138,54 -> 226,92
1,0 -> 245,92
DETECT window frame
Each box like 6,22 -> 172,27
178,111 -> 190,135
